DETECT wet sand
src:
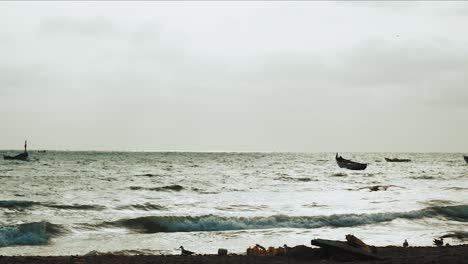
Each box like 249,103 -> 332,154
0,245 -> 467,264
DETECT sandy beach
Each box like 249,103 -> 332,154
0,245 -> 467,264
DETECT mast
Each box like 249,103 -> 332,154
24,140 -> 27,153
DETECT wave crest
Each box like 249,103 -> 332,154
108,205 -> 468,233
117,203 -> 167,211
43,203 -> 106,210
0,200 -> 105,211
277,176 -> 316,182
441,231 -> 468,241
129,185 -> 185,192
0,222 -> 66,247
0,200 -> 37,209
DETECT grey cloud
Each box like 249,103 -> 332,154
0,32 -> 14,44
39,17 -> 115,37
1,2 -> 467,151
341,40 -> 466,84
336,39 -> 468,108
235,37 -> 468,110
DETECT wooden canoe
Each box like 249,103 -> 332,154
336,153 -> 367,170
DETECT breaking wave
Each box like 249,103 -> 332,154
0,222 -> 66,247
0,200 -> 105,211
134,173 -> 160,177
331,172 -> 347,177
128,185 -> 214,193
116,203 -> 167,211
277,176 -> 316,182
151,185 -> 184,191
215,204 -> 269,212
410,175 -> 435,180
129,185 -> 185,192
85,248 -> 166,256
106,205 -> 468,233
441,231 -> 468,241
42,203 -> 106,210
0,200 -> 37,209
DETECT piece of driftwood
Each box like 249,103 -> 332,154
346,234 -> 371,252
284,245 -> 324,260
311,239 -> 384,260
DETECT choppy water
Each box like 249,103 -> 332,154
0,151 -> 466,256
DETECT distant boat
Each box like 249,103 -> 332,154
385,158 -> 411,162
464,156 -> 468,163
3,140 -> 29,161
335,153 -> 367,170
3,152 -> 28,161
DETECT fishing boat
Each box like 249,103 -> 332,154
335,153 -> 367,170
385,158 -> 411,162
3,140 -> 29,161
3,152 -> 28,161
464,156 -> 468,163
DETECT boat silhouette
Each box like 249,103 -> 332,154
335,153 -> 367,170
3,140 -> 29,161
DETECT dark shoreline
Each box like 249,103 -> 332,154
0,245 -> 467,264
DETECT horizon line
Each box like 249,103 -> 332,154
0,149 -> 466,154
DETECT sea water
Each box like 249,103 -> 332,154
0,152 -> 466,255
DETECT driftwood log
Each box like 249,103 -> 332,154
311,238 -> 384,261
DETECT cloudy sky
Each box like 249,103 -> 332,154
1,1 -> 467,152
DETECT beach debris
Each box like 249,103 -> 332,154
433,238 -> 444,247
217,248 -> 228,256
179,246 -> 194,255
284,245 -> 322,260
254,244 -> 266,251
246,244 -> 287,256
357,185 -> 402,192
84,250 -> 102,256
346,234 -> 371,253
246,244 -> 267,256
311,235 -> 384,261
403,239 -> 409,247
283,244 -> 291,254
267,246 -> 279,256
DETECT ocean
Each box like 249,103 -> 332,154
0,151 -> 466,256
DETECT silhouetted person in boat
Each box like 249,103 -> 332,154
22,140 -> 28,158
3,140 -> 28,160
19,140 -> 29,159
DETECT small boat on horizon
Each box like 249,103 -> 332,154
335,153 -> 367,171
3,140 -> 29,161
385,158 -> 411,162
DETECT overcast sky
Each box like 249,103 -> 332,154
1,1 -> 467,152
